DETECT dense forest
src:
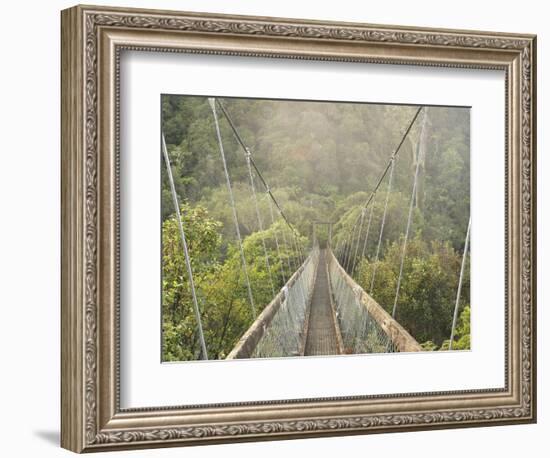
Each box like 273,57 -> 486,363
161,95 -> 471,361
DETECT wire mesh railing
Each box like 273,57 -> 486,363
327,249 -> 422,354
226,245 -> 320,359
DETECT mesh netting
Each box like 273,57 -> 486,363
328,257 -> 396,354
252,246 -> 319,358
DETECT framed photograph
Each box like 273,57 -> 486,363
61,4 -> 536,453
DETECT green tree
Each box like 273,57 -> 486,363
162,204 -> 222,361
355,235 -> 469,346
160,95 -> 471,360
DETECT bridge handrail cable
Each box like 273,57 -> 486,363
327,248 -> 422,353
226,245 -> 320,359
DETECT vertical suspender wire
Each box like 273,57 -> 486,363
340,232 -> 348,262
334,238 -> 343,262
292,227 -> 305,264
290,230 -> 302,269
392,111 -> 427,318
266,192 -> 287,284
343,217 -> 356,272
331,235 -> 344,293
350,207 -> 367,276
337,223 -> 347,264
291,232 -> 304,267
209,98 -> 256,318
330,239 -> 342,257
345,215 -> 360,273
335,234 -> 342,261
215,97 -> 312,328
370,158 -> 396,295
338,223 -> 350,263
297,234 -> 307,265
161,134 -> 208,360
245,151 -> 276,297
341,216 -> 356,270
290,230 -> 308,306
280,223 -> 296,274
339,109 -> 424,274
338,213 -> 360,300
345,219 -> 359,270
360,199 -> 375,261
290,232 -> 300,266
449,216 -> 471,350
216,98 -> 306,274
338,106 -> 423,269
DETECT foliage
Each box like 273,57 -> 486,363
452,305 -> 471,350
161,96 -> 471,360
355,235 -> 470,346
162,203 -> 304,361
420,341 -> 438,351
424,306 -> 470,351
161,204 -> 221,361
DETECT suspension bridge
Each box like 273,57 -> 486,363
162,98 -> 471,360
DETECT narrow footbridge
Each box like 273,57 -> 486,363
226,247 -> 421,359
163,99 -> 471,361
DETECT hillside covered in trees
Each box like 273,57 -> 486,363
161,95 -> 471,361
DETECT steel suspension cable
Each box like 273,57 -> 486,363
215,98 -> 302,242
360,107 -> 423,213
335,107 -> 423,269
360,198 -> 376,262
290,230 -> 308,306
216,95 -> 311,328
334,238 -> 343,261
449,216 -> 471,350
345,211 -> 361,272
298,234 -> 307,263
161,134 -> 208,360
214,97 -> 313,336
340,213 -> 356,268
266,193 -> 288,284
209,99 -> 256,318
280,223 -> 297,274
290,229 -> 303,269
245,150 -> 276,297
350,206 -> 367,274
392,111 -> 428,318
369,158 -> 396,294
291,232 -> 304,266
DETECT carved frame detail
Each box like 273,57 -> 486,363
61,5 -> 536,452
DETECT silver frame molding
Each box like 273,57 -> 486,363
61,4 -> 536,453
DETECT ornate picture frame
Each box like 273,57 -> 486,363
61,4 -> 536,453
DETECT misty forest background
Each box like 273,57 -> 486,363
161,96 -> 471,361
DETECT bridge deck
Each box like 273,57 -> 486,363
304,249 -> 341,356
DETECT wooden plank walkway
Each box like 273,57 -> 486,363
304,249 -> 341,356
